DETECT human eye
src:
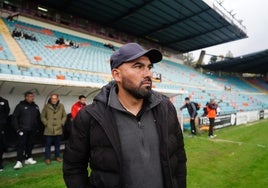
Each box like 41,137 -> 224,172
148,64 -> 154,70
133,62 -> 144,69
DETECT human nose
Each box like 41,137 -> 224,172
143,67 -> 152,77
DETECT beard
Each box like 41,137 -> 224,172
121,77 -> 152,99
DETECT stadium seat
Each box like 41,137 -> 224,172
1,18 -> 267,114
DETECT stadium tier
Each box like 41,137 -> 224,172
3,18 -> 113,73
245,77 -> 268,91
0,17 -> 267,118
0,63 -> 108,83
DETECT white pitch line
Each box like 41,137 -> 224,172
196,137 -> 266,148
256,144 -> 266,148
211,138 -> 243,145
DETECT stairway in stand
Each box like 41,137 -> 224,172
0,18 -> 30,67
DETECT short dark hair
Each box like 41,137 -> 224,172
24,91 -> 33,98
185,97 -> 190,101
79,95 -> 86,100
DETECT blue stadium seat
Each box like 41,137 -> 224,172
2,18 -> 267,114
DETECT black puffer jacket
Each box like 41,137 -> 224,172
0,96 -> 10,131
12,100 -> 40,132
63,82 -> 187,188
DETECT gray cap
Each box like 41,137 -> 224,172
110,43 -> 162,70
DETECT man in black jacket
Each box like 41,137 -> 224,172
0,96 -> 10,171
180,97 -> 198,136
63,43 -> 187,188
12,91 -> 41,169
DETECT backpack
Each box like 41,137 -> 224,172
191,102 -> 200,111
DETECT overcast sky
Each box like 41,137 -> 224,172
191,0 -> 268,63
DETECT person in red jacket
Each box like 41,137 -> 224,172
71,95 -> 86,119
206,99 -> 218,138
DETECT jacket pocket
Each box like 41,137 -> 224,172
88,171 -> 105,188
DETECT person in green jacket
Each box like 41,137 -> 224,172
41,93 -> 67,165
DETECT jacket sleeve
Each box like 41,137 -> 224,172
179,104 -> 186,111
40,106 -> 48,126
154,96 -> 187,188
61,104 -> 67,126
71,103 -> 77,119
11,104 -> 21,132
190,102 -> 197,118
63,108 -> 91,188
4,99 -> 10,117
36,105 -> 42,131
168,100 -> 187,188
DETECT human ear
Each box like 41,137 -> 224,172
111,68 -> 121,82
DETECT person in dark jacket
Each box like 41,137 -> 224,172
63,43 -> 187,188
180,97 -> 198,136
12,91 -> 41,169
0,96 -> 10,171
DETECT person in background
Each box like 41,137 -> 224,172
12,92 -> 40,169
216,105 -> 221,116
41,93 -> 67,165
206,99 -> 218,138
71,95 -> 87,119
0,96 -> 10,171
63,43 -> 187,188
180,97 -> 198,136
63,95 -> 87,140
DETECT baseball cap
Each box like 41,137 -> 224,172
110,43 -> 162,70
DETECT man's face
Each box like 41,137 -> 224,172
50,95 -> 59,104
79,97 -> 86,104
185,100 -> 190,104
25,94 -> 34,103
113,56 -> 154,99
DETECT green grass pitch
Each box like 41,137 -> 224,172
0,119 -> 267,188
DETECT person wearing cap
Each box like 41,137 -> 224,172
206,99 -> 218,138
63,43 -> 187,188
180,97 -> 198,136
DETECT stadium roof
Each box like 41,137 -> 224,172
201,49 -> 268,74
34,0 -> 247,53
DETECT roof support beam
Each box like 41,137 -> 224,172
107,0 -> 156,24
139,7 -> 211,37
161,24 -> 229,45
